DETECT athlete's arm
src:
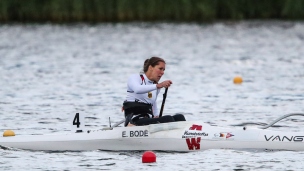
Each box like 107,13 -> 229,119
152,89 -> 160,117
153,103 -> 159,117
128,75 -> 157,94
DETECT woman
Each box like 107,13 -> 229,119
123,57 -> 186,126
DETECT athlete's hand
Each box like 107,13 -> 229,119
157,80 -> 172,88
153,116 -> 159,118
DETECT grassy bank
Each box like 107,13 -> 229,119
0,0 -> 304,23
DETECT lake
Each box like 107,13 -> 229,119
1,21 -> 304,170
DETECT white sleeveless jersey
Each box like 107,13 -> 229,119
125,74 -> 160,116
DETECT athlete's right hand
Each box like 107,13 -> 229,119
157,80 -> 172,88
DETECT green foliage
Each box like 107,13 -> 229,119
0,0 -> 303,23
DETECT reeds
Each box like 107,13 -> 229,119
0,0 -> 303,23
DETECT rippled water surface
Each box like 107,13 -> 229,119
1,21 -> 304,170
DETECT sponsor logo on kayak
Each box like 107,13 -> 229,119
185,124 -> 206,150
186,137 -> 201,150
182,131 -> 208,138
213,132 -> 234,140
264,135 -> 304,142
122,130 -> 149,138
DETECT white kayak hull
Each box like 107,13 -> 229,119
1,121 -> 304,151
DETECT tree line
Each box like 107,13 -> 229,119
0,0 -> 303,23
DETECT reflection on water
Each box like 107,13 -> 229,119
1,21 -> 304,170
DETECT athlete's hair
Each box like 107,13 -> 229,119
143,57 -> 166,72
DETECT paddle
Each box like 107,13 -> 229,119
159,87 -> 168,117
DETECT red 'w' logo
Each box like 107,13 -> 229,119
186,137 -> 201,150
186,124 -> 202,150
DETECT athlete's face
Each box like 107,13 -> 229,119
149,62 -> 165,82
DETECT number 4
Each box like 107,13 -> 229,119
73,113 -> 81,128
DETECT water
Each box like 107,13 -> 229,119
1,21 -> 304,170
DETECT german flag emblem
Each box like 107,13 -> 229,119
148,92 -> 152,98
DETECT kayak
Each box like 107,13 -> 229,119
1,113 -> 304,151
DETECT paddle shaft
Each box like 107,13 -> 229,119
159,88 -> 168,117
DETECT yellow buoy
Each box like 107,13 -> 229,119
233,76 -> 243,84
3,130 -> 15,137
